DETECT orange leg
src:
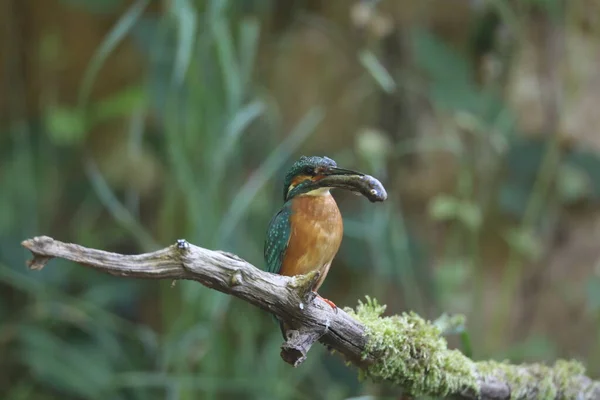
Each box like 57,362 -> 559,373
312,291 -> 338,313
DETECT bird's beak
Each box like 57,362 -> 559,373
317,167 -> 387,202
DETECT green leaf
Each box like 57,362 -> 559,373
457,201 -> 482,231
428,194 -> 460,221
556,164 -> 590,204
433,313 -> 467,336
498,181 -> 531,219
355,128 -> 393,163
411,28 -> 507,118
502,228 -> 542,262
564,149 -> 600,201
91,85 -> 147,123
45,106 -> 87,145
411,28 -> 471,85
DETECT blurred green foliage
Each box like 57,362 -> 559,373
3,0 -> 600,399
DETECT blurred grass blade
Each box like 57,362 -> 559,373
223,100 -> 265,148
170,0 -> 197,86
113,372 -> 260,391
125,108 -> 146,215
84,158 -> 159,250
207,0 -> 229,22
388,204 -> 423,309
216,107 -> 325,245
212,15 -> 242,112
358,49 -> 396,94
461,330 -> 474,358
163,108 -> 203,234
20,326 -> 119,399
239,17 -> 260,90
0,263 -> 157,344
78,0 -> 150,108
212,99 -> 266,182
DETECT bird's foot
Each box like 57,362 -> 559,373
312,291 -> 338,314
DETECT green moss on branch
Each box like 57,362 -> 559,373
477,359 -> 588,399
345,296 -> 479,398
345,296 -> 596,400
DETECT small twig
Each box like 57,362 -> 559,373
21,236 -> 600,400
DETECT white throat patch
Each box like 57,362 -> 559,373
302,187 -> 331,196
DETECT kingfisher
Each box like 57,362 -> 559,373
264,155 -> 387,335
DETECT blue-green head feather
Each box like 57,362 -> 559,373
283,156 -> 337,201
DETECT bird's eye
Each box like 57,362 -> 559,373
304,166 -> 316,176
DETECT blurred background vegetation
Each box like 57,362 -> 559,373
2,0 -> 600,398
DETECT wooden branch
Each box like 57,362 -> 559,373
21,236 -> 600,400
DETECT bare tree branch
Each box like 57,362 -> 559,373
21,236 -> 600,400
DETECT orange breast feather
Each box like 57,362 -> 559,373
279,193 -> 343,290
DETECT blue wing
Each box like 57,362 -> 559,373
264,202 -> 293,275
